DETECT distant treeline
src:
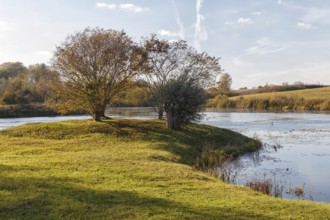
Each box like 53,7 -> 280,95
0,62 -> 150,109
1,61 -> 329,115
0,62 -> 152,117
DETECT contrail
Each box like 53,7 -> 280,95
194,0 -> 208,51
171,0 -> 185,39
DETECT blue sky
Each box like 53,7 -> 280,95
0,0 -> 329,88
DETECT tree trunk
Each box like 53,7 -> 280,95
166,110 -> 179,130
93,104 -> 106,122
94,111 -> 103,122
158,109 -> 164,120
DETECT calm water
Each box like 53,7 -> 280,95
201,109 -> 330,203
0,115 -> 91,130
1,108 -> 329,202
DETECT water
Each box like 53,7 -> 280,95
201,109 -> 330,203
1,108 -> 330,202
0,115 -> 91,130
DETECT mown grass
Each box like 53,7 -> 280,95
0,119 -> 329,219
209,87 -> 330,111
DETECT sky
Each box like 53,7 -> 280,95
0,0 -> 329,89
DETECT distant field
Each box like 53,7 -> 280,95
230,86 -> 330,101
209,87 -> 330,111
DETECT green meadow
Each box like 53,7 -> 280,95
0,119 -> 329,219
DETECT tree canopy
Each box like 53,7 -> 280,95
142,35 -> 221,125
51,27 -> 146,121
163,72 -> 207,129
218,72 -> 232,95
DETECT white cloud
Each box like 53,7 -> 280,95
245,37 -> 289,55
96,3 -> 116,9
158,30 -> 180,37
237,17 -> 253,24
96,3 -> 148,13
194,0 -> 208,51
297,22 -> 317,30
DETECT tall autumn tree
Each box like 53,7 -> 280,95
52,28 -> 145,121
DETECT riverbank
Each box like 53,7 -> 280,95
0,104 -> 85,118
0,119 -> 329,219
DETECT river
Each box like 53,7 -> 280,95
1,107 -> 329,203
201,109 -> 330,203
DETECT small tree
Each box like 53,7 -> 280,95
51,27 -> 145,121
142,35 -> 221,121
142,35 -> 188,119
218,72 -> 232,95
163,72 -> 206,130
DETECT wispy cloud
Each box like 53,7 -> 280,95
96,3 -> 148,13
251,11 -> 265,16
301,8 -> 330,24
194,0 -> 208,51
277,0 -> 286,5
297,22 -> 317,30
283,2 -> 330,24
245,37 -> 289,55
237,17 -> 253,24
232,56 -> 250,67
171,0 -> 185,39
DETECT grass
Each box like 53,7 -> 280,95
210,87 -> 330,111
230,86 -> 330,101
0,119 -> 329,219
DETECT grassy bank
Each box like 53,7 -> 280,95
209,87 -> 330,111
0,119 -> 329,219
0,103 -> 85,118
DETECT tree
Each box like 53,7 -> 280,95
142,35 -> 221,122
28,64 -> 60,102
142,35 -> 187,119
0,62 -> 28,100
51,27 -> 145,121
1,74 -> 32,105
0,62 -> 27,80
218,72 -> 232,95
163,72 -> 207,130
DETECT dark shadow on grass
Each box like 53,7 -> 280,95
104,119 -> 261,166
0,173 -> 276,219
